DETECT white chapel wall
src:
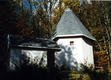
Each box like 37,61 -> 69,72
81,38 -> 94,65
55,38 -> 84,70
9,48 -> 47,71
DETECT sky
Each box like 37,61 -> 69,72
21,0 -> 110,10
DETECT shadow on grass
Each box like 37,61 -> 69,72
1,63 -> 111,80
0,66 -> 60,80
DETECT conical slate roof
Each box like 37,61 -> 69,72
52,8 -> 95,41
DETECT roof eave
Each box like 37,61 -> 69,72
52,34 -> 96,41
10,44 -> 61,51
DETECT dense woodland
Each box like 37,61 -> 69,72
0,0 -> 111,72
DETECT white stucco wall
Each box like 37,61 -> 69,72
9,49 -> 47,71
55,38 -> 83,70
9,49 -> 21,70
55,37 -> 94,70
81,38 -> 94,65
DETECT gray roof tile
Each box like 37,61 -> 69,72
8,35 -> 61,51
52,8 -> 95,41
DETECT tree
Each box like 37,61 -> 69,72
0,1 -> 19,71
12,0 -> 58,38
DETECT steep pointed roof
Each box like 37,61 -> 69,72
52,8 -> 95,41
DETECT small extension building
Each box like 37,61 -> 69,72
52,8 -> 96,70
7,34 -> 60,71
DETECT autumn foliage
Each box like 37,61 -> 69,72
94,51 -> 109,68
